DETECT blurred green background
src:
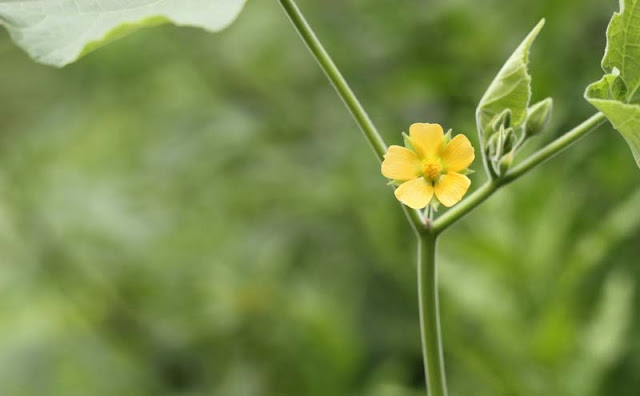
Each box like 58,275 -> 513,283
1,0 -> 639,395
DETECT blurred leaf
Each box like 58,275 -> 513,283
585,0 -> 640,168
567,271 -> 634,396
0,0 -> 246,67
570,186 -> 640,274
476,19 -> 545,144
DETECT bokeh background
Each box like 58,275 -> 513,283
1,0 -> 639,395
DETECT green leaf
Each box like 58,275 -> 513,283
0,0 -> 247,67
585,0 -> 640,168
601,0 -> 640,101
476,19 -> 545,145
586,75 -> 640,166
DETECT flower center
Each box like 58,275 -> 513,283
422,160 -> 443,182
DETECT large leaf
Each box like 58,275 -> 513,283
586,75 -> 640,166
585,0 -> 640,168
601,0 -> 640,100
476,19 -> 545,144
0,0 -> 246,67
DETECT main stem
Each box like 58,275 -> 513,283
418,233 -> 447,396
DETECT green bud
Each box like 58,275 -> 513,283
498,152 -> 514,176
487,132 -> 500,158
524,98 -> 553,137
610,74 -> 628,100
501,127 -> 516,153
491,109 -> 512,132
490,125 -> 512,162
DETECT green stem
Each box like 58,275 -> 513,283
432,180 -> 500,234
417,233 -> 447,396
276,0 -> 424,232
502,112 -> 606,182
432,112 -> 607,234
277,0 -> 386,160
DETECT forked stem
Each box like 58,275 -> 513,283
277,3 -> 610,395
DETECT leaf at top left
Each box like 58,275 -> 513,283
0,0 -> 247,67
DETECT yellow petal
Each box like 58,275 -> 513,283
434,172 -> 471,207
381,145 -> 422,181
409,123 -> 444,159
441,134 -> 475,172
394,177 -> 434,209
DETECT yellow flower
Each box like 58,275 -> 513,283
381,123 -> 475,209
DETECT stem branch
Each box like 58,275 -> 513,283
432,112 -> 607,234
277,0 -> 386,159
503,112 -> 606,182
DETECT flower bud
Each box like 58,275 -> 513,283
498,152 -> 514,176
487,132 -> 500,158
501,127 -> 516,153
524,98 -> 553,137
491,109 -> 512,133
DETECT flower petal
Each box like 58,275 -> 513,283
394,177 -> 434,209
409,123 -> 444,159
441,134 -> 475,172
381,145 -> 422,181
434,172 -> 471,207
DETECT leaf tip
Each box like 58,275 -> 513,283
531,18 -> 546,36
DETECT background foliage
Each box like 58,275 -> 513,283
1,0 -> 639,395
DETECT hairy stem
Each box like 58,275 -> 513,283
417,233 -> 448,396
276,0 -> 424,231
433,112 -> 607,234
